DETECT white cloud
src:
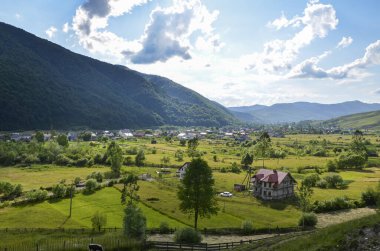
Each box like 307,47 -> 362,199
374,89 -> 380,95
15,13 -> 22,20
245,1 -> 338,74
289,40 -> 380,79
336,36 -> 353,49
131,0 -> 220,63
71,0 -> 221,63
45,26 -> 58,38
62,22 -> 70,33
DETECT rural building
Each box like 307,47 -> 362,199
177,162 -> 190,179
251,169 -> 296,200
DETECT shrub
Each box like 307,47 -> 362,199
87,172 -> 103,183
316,179 -> 328,189
337,152 -> 366,169
326,160 -> 337,172
241,220 -> 254,235
313,197 -> 355,213
159,222 -> 170,234
298,213 -> 318,227
174,228 -> 202,244
231,162 -> 241,174
302,174 -> 320,187
26,189 -> 48,202
220,167 -> 227,173
324,174 -> 344,189
84,179 -> 98,194
361,188 -> 379,206
52,184 -> 67,199
54,154 -> 72,166
124,156 -> 134,166
75,158 -> 88,167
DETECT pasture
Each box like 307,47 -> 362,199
0,133 -> 380,230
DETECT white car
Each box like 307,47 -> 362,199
220,191 -> 233,197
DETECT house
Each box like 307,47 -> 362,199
177,162 -> 190,179
251,169 -> 296,200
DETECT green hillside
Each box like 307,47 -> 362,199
0,22 -> 236,130
322,110 -> 380,130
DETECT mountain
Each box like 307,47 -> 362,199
228,101 -> 380,124
0,22 -> 236,131
320,110 -> 380,130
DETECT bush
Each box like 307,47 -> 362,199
324,174 -> 345,189
337,152 -> 366,169
241,220 -> 254,235
124,156 -> 134,166
51,184 -> 67,199
75,158 -> 88,167
159,222 -> 170,234
302,174 -> 320,187
25,189 -> 48,202
54,154 -> 72,166
326,160 -> 337,172
231,162 -> 241,174
174,228 -> 202,244
313,196 -> 355,213
298,213 -> 318,227
316,179 -> 328,189
84,179 -> 98,194
220,167 -> 227,173
361,188 -> 379,206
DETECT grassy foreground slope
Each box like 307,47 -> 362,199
235,213 -> 380,251
321,110 -> 380,130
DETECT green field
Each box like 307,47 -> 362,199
1,134 -> 380,230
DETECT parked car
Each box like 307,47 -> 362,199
220,191 -> 233,197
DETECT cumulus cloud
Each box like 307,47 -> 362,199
45,26 -> 57,38
374,89 -> 380,94
245,1 -> 338,74
336,36 -> 353,49
62,23 -> 70,33
289,40 -> 380,79
70,0 -> 220,63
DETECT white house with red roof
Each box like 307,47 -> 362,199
251,169 -> 296,200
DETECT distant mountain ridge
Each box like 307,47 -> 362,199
228,101 -> 380,123
0,22 -> 236,130
320,110 -> 380,130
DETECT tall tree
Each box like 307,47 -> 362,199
121,174 -> 140,205
177,158 -> 219,229
35,131 -> 44,143
135,150 -> 145,167
56,134 -> 69,147
255,132 -> 271,168
298,183 -> 313,228
241,152 -> 254,169
91,211 -> 107,232
107,141 -> 122,177
350,130 -> 368,160
187,138 -> 199,158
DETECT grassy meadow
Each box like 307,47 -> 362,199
0,133 -> 380,231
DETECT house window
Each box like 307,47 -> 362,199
264,183 -> 266,188
263,191 -> 267,196
268,192 -> 271,197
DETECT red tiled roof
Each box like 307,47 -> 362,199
251,169 -> 294,184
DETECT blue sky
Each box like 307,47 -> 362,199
1,0 -> 380,106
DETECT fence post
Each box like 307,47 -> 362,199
36,243 -> 39,251
206,243 -> 208,251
